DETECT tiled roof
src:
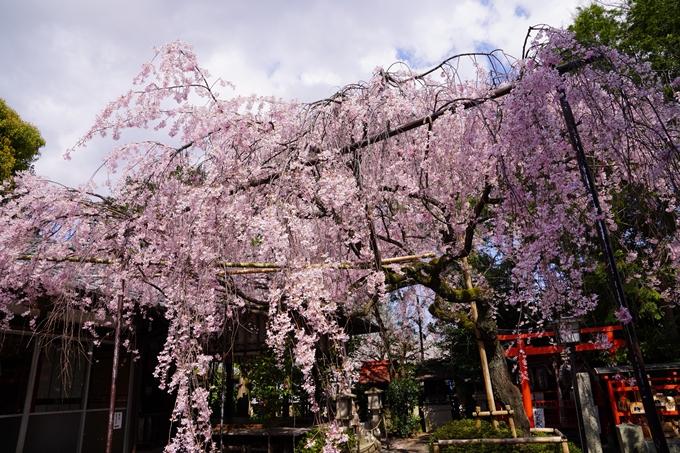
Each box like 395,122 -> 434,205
359,360 -> 390,384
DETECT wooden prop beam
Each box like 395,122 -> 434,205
17,252 -> 436,275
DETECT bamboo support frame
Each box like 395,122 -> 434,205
506,405 -> 517,439
18,254 -> 115,264
472,408 -> 515,417
433,428 -> 570,453
461,249 -> 503,431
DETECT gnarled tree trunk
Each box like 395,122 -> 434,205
477,299 -> 530,432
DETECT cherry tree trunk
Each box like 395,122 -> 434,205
477,301 -> 531,432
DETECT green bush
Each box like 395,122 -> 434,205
241,350 -> 307,425
295,427 -> 357,453
428,419 -> 582,453
385,376 -> 421,438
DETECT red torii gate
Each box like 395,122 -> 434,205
499,325 -> 626,428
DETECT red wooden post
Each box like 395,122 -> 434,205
517,337 -> 534,428
604,376 -> 621,426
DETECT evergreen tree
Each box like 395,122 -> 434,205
0,98 -> 44,181
571,0 -> 680,86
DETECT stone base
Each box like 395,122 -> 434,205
616,424 -> 646,453
616,424 -> 680,453
644,439 -> 680,453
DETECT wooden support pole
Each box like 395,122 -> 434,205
438,436 -> 567,445
433,428 -> 571,451
18,252 -> 436,273
472,409 -> 515,417
506,405 -> 517,438
461,251 -> 498,429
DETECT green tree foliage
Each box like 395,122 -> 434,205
570,0 -> 680,86
0,99 -> 44,181
385,375 -> 421,438
241,350 -> 306,425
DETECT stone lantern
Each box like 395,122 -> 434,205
365,387 -> 384,425
366,387 -> 383,410
336,393 -> 359,429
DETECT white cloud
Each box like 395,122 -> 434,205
0,0 -> 582,189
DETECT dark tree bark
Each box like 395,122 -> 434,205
388,259 -> 531,431
383,188 -> 531,432
476,299 -> 530,432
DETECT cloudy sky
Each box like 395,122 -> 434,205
1,0 -> 583,189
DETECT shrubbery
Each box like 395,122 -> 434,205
385,376 -> 421,438
295,427 -> 357,453
429,419 -> 582,453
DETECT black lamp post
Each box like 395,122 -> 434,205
558,90 -> 669,453
554,318 -> 588,453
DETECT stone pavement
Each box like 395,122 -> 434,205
381,433 -> 431,453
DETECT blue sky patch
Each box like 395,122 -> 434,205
266,62 -> 280,78
474,41 -> 496,54
396,48 -> 414,65
515,6 -> 530,19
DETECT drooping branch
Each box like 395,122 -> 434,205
335,58 -> 594,156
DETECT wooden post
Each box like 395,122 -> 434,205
561,438 -> 570,453
106,285 -> 124,453
433,441 -> 440,453
506,405 -> 517,438
603,376 -> 621,425
461,252 -> 498,429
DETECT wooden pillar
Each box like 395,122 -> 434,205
603,376 -> 621,425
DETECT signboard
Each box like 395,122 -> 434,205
533,408 -> 545,428
113,411 -> 123,430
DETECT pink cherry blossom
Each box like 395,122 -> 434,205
0,29 -> 678,451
